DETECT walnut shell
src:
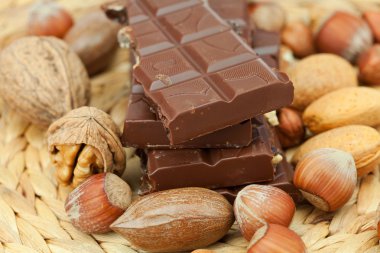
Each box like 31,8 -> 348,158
0,36 -> 90,127
47,106 -> 126,187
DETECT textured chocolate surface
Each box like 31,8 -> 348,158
128,0 -> 293,144
216,159 -> 303,204
252,29 -> 281,69
138,117 -> 280,193
123,84 -> 253,148
208,0 -> 250,43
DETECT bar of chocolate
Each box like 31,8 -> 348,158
138,117 -> 280,193
208,0 -> 251,43
123,84 -> 253,148
128,0 -> 293,144
252,29 -> 280,69
216,159 -> 303,204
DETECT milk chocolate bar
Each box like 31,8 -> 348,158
252,29 -> 281,69
122,84 -> 253,148
208,0 -> 251,43
128,0 -> 293,144
216,159 -> 303,204
138,117 -> 280,193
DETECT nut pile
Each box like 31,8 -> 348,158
0,0 -> 379,253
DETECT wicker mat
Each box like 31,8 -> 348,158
0,0 -> 379,252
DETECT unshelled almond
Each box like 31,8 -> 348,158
288,54 -> 358,110
111,187 -> 234,253
303,87 -> 380,133
292,125 -> 380,177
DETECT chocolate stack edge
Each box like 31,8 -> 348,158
138,116 -> 278,193
123,84 -> 253,149
129,0 -> 293,144
121,0 -> 300,203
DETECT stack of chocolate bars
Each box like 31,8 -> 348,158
121,0 -> 302,203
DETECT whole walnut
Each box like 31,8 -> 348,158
0,36 -> 90,128
64,11 -> 120,76
47,106 -> 126,188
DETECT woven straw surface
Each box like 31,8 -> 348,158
0,0 -> 379,252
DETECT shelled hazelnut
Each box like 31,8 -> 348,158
234,185 -> 295,241
314,11 -> 373,62
293,148 -> 357,212
248,224 -> 306,253
65,173 -> 132,234
28,0 -> 73,38
357,45 -> 380,86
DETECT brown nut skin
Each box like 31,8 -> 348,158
111,187 -> 234,253
315,11 -> 373,62
64,11 -> 120,76
358,45 -> 380,86
65,173 -> 132,234
248,224 -> 306,253
294,148 -> 357,212
282,22 -> 315,58
28,0 -> 73,38
363,11 -> 380,43
276,107 -> 304,148
234,185 -> 295,241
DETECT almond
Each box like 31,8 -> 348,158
111,187 -> 234,253
303,87 -> 380,133
288,54 -> 358,110
292,125 -> 380,176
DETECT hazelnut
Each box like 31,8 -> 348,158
314,11 -> 373,62
65,173 -> 132,234
28,0 -> 73,38
294,148 -> 357,212
288,54 -> 358,110
363,11 -> 380,43
248,224 -> 306,253
357,45 -> 380,86
276,107 -> 304,148
249,3 -> 285,32
282,22 -> 315,58
234,185 -> 295,241
111,187 -> 234,253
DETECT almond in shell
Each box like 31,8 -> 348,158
292,125 -> 380,177
303,87 -> 380,133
